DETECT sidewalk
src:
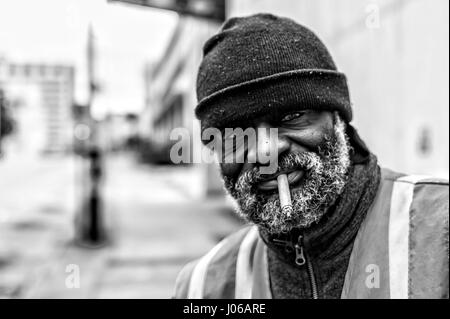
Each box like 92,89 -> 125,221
0,154 -> 243,298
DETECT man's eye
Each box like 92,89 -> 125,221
280,111 -> 307,123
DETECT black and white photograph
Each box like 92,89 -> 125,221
0,0 -> 448,307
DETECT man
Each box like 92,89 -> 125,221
174,14 -> 448,299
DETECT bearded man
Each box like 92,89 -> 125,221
174,14 -> 449,299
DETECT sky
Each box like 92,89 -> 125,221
0,0 -> 178,118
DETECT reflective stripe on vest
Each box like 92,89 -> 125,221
341,172 -> 446,299
186,226 -> 271,298
187,239 -> 228,298
235,226 -> 259,298
388,175 -> 431,298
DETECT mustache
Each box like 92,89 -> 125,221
234,151 -> 322,193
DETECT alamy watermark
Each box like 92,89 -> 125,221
365,264 -> 380,289
65,264 -> 80,289
169,122 -> 279,174
365,2 -> 381,29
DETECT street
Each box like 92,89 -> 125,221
0,153 -> 243,298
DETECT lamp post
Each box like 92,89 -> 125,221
74,24 -> 107,248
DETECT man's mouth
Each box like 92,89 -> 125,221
257,170 -> 304,191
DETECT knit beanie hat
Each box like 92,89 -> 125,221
195,13 -> 352,131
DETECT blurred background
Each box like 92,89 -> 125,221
0,0 -> 448,298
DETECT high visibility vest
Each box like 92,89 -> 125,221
174,168 -> 449,299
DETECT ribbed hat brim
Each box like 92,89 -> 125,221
195,69 -> 352,130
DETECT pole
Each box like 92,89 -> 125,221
75,24 -> 107,247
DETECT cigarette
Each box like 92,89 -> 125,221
277,174 -> 293,218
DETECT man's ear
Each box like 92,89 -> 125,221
346,123 -> 371,164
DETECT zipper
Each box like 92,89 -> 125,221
271,233 -> 319,299
295,234 -> 319,299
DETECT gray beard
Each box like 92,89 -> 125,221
222,116 -> 352,235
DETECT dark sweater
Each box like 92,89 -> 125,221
265,224 -> 356,299
259,158 -> 381,299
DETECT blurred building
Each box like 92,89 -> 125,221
135,0 -> 448,198
0,59 -> 75,156
140,16 -> 225,195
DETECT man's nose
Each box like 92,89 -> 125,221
247,122 -> 291,165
